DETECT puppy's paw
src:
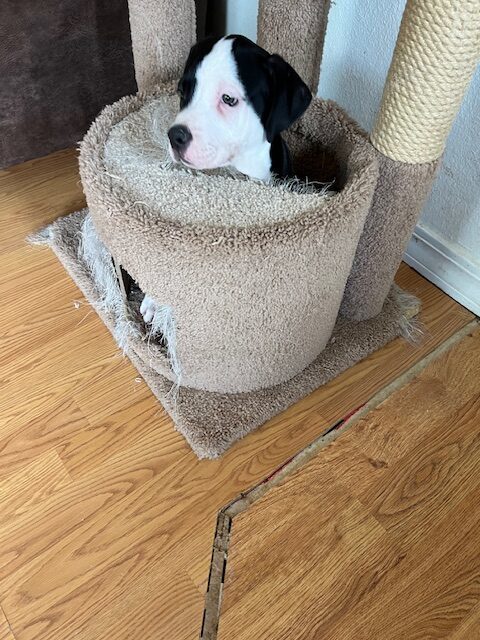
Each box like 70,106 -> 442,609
140,295 -> 158,324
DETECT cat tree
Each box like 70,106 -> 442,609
36,0 -> 480,458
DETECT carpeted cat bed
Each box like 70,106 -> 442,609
80,87 -> 385,395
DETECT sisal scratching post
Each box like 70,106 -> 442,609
257,0 -> 331,94
371,0 -> 480,163
127,0 -> 196,91
341,0 -> 480,320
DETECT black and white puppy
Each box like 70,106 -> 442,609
167,34 -> 312,182
140,35 -> 311,324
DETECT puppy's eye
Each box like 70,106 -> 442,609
222,94 -> 238,107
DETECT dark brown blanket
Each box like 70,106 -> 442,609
0,0 -> 136,168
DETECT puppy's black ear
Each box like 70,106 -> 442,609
263,55 -> 312,142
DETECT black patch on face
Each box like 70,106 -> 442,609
177,36 -> 220,109
228,35 -> 312,142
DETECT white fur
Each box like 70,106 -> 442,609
170,37 -> 271,182
140,294 -> 158,324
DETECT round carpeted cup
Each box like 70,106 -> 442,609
79,84 -> 378,394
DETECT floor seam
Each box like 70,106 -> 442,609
0,602 -> 17,640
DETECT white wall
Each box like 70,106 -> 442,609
225,0 -> 258,40
226,0 -> 480,313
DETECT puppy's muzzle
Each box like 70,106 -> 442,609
168,125 -> 192,154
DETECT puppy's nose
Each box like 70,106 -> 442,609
168,125 -> 192,150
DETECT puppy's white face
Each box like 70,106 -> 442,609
169,38 -> 270,180
168,35 -> 312,182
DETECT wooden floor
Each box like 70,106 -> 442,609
0,148 -> 476,640
219,326 -> 480,640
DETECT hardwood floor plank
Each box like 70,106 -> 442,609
0,317 -> 116,399
0,393 -> 89,481
277,325 -> 480,505
351,329 -> 480,549
60,394 -> 168,478
218,329 -> 480,640
0,148 -> 84,255
219,486 -> 403,639
0,450 -> 71,520
364,393 -> 480,551
9,557 -> 203,640
72,356 -> 157,426
49,562 -> 203,640
353,329 -> 480,465
0,424 -> 187,597
321,484 -> 480,640
0,249 -> 89,368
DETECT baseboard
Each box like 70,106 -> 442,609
404,224 -> 480,317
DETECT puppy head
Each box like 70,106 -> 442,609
168,35 -> 312,175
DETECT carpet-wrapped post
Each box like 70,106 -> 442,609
127,0 -> 196,92
257,0 -> 331,94
340,0 -> 480,321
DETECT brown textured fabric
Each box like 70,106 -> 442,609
340,152 -> 439,320
79,89 -> 379,394
0,0 -> 136,168
257,0 -> 331,94
127,0 -> 196,91
35,209 -> 416,459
